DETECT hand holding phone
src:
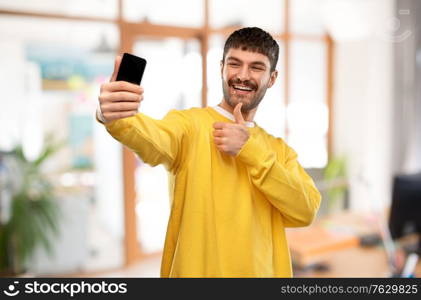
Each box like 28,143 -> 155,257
98,53 -> 146,123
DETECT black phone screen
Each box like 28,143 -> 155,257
116,53 -> 147,85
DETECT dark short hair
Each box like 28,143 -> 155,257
222,27 -> 279,72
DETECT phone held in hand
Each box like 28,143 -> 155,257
116,53 -> 147,85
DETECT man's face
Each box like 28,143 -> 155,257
221,48 -> 277,112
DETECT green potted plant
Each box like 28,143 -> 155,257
0,136 -> 62,275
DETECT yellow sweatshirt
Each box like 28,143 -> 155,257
104,106 -> 321,277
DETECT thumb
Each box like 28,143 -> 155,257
110,55 -> 122,82
233,102 -> 245,125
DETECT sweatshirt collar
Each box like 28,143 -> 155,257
211,105 -> 255,128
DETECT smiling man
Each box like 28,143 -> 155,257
97,27 -> 321,277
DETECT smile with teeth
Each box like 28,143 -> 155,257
232,85 -> 254,92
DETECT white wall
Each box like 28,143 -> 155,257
332,0 -> 395,212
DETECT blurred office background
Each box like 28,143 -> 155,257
0,0 -> 420,277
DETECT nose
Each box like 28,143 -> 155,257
236,65 -> 250,81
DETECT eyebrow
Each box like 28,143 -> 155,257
226,56 -> 267,68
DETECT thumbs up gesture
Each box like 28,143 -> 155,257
212,103 -> 250,156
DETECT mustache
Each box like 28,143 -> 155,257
228,78 -> 257,90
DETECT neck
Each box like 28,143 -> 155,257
218,99 -> 257,122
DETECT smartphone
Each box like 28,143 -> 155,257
116,53 -> 147,85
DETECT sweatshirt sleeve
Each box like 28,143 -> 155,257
104,110 -> 190,173
236,135 -> 321,227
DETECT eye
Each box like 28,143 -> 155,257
251,66 -> 265,71
228,62 -> 240,67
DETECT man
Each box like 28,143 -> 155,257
97,27 -> 321,277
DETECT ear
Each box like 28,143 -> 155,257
220,60 -> 224,77
267,70 -> 278,88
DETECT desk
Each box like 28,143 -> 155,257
288,212 -> 421,278
296,246 -> 421,277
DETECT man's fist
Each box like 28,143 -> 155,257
212,103 -> 250,156
98,55 -> 144,123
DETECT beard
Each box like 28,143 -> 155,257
222,77 -> 269,113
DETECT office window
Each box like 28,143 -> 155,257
287,40 -> 328,167
0,15 -> 118,51
0,0 -> 117,19
134,38 -> 202,118
123,0 -> 203,27
209,0 -> 285,33
207,34 -> 224,107
290,0 -> 325,35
